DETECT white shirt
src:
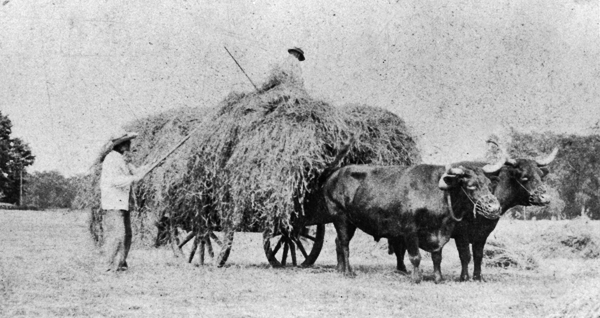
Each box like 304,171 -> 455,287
100,151 -> 137,211
280,54 -> 304,87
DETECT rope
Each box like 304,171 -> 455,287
461,187 -> 478,219
515,179 -> 533,195
446,193 -> 464,222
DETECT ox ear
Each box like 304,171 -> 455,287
439,174 -> 459,190
439,165 -> 453,190
444,175 -> 460,188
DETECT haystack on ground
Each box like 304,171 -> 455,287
484,238 -> 539,270
536,219 -> 600,259
76,68 -> 421,248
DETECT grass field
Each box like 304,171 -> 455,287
1,210 -> 599,317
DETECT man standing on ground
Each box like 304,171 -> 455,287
100,130 -> 149,271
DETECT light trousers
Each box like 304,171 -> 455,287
103,209 -> 132,271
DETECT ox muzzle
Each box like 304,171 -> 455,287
471,192 -> 501,220
529,184 -> 551,206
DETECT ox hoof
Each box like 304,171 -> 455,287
459,275 -> 470,282
344,271 -> 357,278
395,270 -> 409,276
411,272 -> 422,284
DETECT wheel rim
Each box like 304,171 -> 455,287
181,229 -> 234,267
263,224 -> 325,267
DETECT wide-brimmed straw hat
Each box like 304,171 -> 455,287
110,130 -> 138,147
287,47 -> 305,61
94,130 -> 139,165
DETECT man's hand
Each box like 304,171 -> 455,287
133,164 -> 151,182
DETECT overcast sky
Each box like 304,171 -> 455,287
1,0 -> 598,176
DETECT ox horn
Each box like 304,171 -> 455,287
482,156 -> 506,173
449,167 -> 464,175
535,147 -> 558,166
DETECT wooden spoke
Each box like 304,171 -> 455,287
289,240 -> 297,266
300,233 -> 316,242
188,233 -> 200,263
206,235 -> 214,258
216,231 -> 234,267
199,240 -> 206,265
281,239 -> 289,266
210,232 -> 223,247
178,231 -> 196,249
270,235 -> 285,260
295,238 -> 309,259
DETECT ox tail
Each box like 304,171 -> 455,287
317,136 -> 355,185
446,193 -> 464,222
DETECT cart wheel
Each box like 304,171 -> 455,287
181,229 -> 234,267
263,224 -> 325,267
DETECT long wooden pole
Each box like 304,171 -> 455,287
139,127 -> 200,179
224,46 -> 259,92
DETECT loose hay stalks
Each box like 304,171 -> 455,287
549,280 -> 600,318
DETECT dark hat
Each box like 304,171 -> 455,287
287,47 -> 305,61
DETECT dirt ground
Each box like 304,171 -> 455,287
0,210 -> 598,317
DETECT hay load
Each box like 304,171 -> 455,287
76,68 -> 421,248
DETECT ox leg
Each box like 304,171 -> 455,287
431,250 -> 443,284
455,237 -> 471,282
404,234 -> 422,284
472,240 -> 487,281
335,237 -> 344,272
388,237 -> 408,274
333,221 -> 357,277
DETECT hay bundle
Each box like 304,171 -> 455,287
536,220 -> 600,259
483,239 -> 538,270
77,69 -> 421,246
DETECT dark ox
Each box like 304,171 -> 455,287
392,148 -> 558,281
323,160 -> 503,283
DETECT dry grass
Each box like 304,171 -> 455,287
1,209 -> 600,317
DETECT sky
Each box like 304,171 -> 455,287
1,0 -> 599,176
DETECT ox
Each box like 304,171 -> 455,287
392,148 -> 558,281
323,160 -> 503,283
